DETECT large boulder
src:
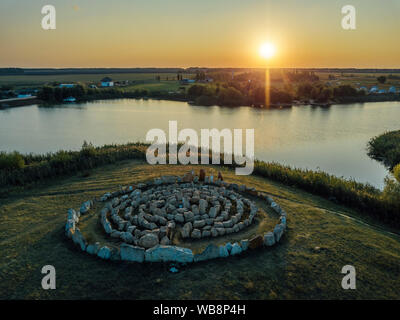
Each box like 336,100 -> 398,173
191,229 -> 201,239
194,244 -> 220,262
240,239 -> 249,251
219,245 -> 229,258
67,208 -> 79,223
72,229 -> 87,251
121,232 -> 135,244
264,232 -> 275,246
80,200 -> 92,214
120,243 -> 145,262
145,245 -> 194,263
230,243 -> 242,256
65,219 -> 75,238
138,233 -> 159,249
181,222 -> 192,239
97,246 -> 111,260
86,242 -> 101,255
199,199 -> 208,214
273,224 -> 285,242
208,207 -> 217,218
193,220 -> 206,228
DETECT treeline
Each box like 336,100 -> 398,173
0,142 -> 147,188
1,143 -> 400,228
187,82 -> 365,106
37,85 -> 186,103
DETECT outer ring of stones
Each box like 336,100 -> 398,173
65,174 -> 287,264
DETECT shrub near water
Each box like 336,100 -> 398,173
0,152 -> 25,170
368,130 -> 400,170
1,144 -> 400,228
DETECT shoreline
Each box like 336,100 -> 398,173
2,93 -> 400,110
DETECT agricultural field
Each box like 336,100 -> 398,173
316,72 -> 400,90
0,73 -> 187,89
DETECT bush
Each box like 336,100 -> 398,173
368,130 -> 400,169
0,152 -> 25,170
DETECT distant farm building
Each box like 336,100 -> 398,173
59,84 -> 75,88
101,77 -> 114,87
369,86 -> 378,93
63,96 -> 76,102
358,86 -> 368,92
17,93 -> 32,98
180,78 -> 195,85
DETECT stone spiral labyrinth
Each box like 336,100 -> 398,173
65,172 -> 287,264
102,181 -> 258,249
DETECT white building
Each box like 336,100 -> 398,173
369,86 -> 378,93
101,77 -> 114,87
59,84 -> 75,88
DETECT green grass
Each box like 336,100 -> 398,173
122,81 -> 184,93
1,160 -> 400,299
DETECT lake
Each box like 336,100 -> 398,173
1,99 -> 399,189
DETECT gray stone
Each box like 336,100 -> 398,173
160,236 -> 171,245
230,243 -> 242,256
209,207 -> 217,218
193,220 -> 206,228
80,200 -> 92,214
67,208 -> 79,223
145,245 -> 194,263
199,199 -> 208,214
86,242 -> 101,255
72,229 -> 86,251
175,214 -> 184,223
120,243 -> 145,262
191,229 -> 201,239
121,231 -> 134,243
139,233 -> 159,249
264,232 -> 275,246
184,211 -> 195,222
181,222 -> 192,239
240,239 -> 249,251
202,230 -> 211,238
97,246 -> 111,260
194,244 -> 220,262
273,224 -> 285,242
219,245 -> 229,258
211,228 -> 218,237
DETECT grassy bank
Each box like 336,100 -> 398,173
1,143 -> 400,229
1,161 -> 400,299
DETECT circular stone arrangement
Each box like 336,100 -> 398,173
65,171 -> 287,264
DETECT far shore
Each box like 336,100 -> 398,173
2,93 -> 400,110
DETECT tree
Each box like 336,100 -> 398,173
377,76 -> 387,84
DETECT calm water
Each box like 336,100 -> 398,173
1,99 -> 399,189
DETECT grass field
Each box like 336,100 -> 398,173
1,160 -> 400,299
0,73 -> 185,89
315,72 -> 400,90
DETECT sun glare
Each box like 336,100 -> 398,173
259,42 -> 276,59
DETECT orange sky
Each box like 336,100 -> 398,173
1,0 -> 399,68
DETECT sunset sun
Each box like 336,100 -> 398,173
259,42 -> 276,59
